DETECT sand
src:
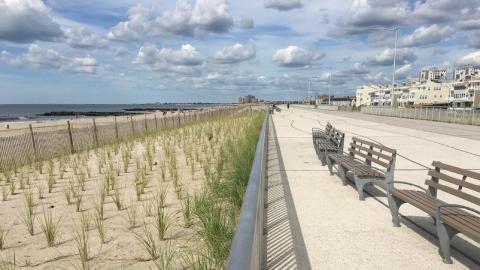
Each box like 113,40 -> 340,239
0,112 -> 247,269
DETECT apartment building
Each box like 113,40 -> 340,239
357,67 -> 453,108
237,95 -> 258,104
419,68 -> 447,82
449,66 -> 480,109
410,80 -> 450,107
355,84 -> 381,107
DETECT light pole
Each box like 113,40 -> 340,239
328,71 -> 332,105
368,27 -> 399,93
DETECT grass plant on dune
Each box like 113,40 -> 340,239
0,108 -> 265,269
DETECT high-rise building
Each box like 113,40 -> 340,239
419,68 -> 447,82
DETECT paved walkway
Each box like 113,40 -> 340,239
264,117 -> 310,269
268,105 -> 480,269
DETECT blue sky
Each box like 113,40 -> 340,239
1,0 -> 480,103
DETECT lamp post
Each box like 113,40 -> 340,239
328,71 -> 332,105
368,27 -> 399,93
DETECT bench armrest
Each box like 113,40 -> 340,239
436,204 -> 480,221
390,181 -> 431,195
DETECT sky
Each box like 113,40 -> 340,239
1,0 -> 480,103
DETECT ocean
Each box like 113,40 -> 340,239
0,104 -> 219,122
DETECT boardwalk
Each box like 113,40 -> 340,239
264,105 -> 480,269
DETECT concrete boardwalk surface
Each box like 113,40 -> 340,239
268,105 -> 480,270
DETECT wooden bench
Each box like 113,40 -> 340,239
327,137 -> 397,200
314,127 -> 344,166
312,122 -> 332,145
388,161 -> 480,264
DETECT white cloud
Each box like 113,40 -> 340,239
160,44 -> 204,66
214,42 -> 256,64
1,44 -> 98,74
264,0 -> 303,11
1,50 -> 23,66
365,48 -> 417,66
457,51 -> 480,65
65,27 -> 105,49
65,56 -> 97,74
107,4 -> 152,42
335,0 -> 408,35
134,43 -> 204,70
362,71 -> 390,84
457,19 -> 480,30
272,46 -> 323,67
133,43 -> 160,65
25,43 -> 64,69
410,0 -> 479,25
189,0 -> 233,33
342,62 -> 369,75
395,64 -> 411,79
153,0 -> 233,36
238,17 -> 254,29
0,0 -> 63,43
468,32 -> 480,49
400,24 -> 453,47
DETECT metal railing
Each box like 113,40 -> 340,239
361,106 -> 480,126
228,111 -> 270,270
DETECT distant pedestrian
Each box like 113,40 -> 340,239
287,103 -> 290,110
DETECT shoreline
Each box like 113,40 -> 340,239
0,103 -> 223,125
0,107 -> 208,135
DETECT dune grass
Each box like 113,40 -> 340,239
39,208 -> 60,247
0,107 -> 265,268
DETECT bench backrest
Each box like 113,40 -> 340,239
349,137 -> 397,172
325,122 -> 332,135
328,127 -> 345,149
312,122 -> 332,139
426,161 -> 480,207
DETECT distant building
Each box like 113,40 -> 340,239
237,95 -> 258,104
450,65 -> 480,109
453,65 -> 480,81
357,66 -> 454,108
419,68 -> 447,82
316,95 -> 355,106
355,85 -> 381,107
315,95 -> 332,105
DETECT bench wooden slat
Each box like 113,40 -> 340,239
339,158 -> 384,177
397,190 -> 480,230
352,137 -> 396,154
425,180 -> 480,206
428,169 -> 480,193
349,149 -> 390,168
350,142 -> 393,161
393,190 -> 480,241
432,161 -> 480,180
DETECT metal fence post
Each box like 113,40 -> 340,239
154,113 -> 158,130
29,124 -> 37,161
67,121 -> 75,154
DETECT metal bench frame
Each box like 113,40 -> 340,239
314,127 -> 344,166
312,122 -> 332,146
387,161 -> 480,264
327,137 -> 397,200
